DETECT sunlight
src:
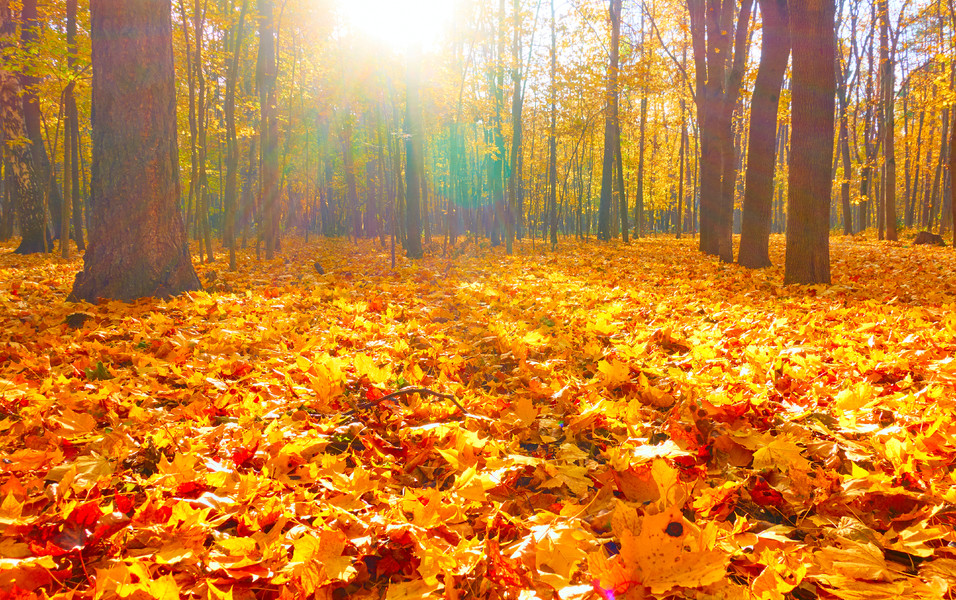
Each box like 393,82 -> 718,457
334,0 -> 456,53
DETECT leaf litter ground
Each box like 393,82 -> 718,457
1,235 -> 956,600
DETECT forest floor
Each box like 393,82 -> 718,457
1,233 -> 956,600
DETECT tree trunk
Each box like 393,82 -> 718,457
404,54 -> 424,259
635,97 -> 647,238
689,0 -> 751,260
506,0 -> 522,254
739,0 -> 789,269
66,0 -> 83,252
878,0 -> 897,241
717,0 -> 753,262
71,0 -> 200,302
257,0 -> 279,259
0,0 -> 44,254
785,0 -> 835,285
224,0 -> 247,271
951,109 -> 955,244
598,0 -> 622,242
194,0 -> 213,261
548,0 -> 558,248
20,0 -> 63,242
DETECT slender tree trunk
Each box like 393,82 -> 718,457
677,101 -> 686,240
66,0 -> 83,252
194,0 -> 213,260
598,0 -> 623,242
177,0 -> 197,237
224,0 -> 247,271
930,111 -> 949,232
548,0 -> 558,248
257,0 -> 279,259
951,110 -> 956,244
71,0 -> 200,301
835,3 -> 854,236
506,0 -> 523,254
878,0 -> 897,240
785,0 -> 835,285
21,0 -> 62,242
405,53 -> 424,259
739,0 -> 789,268
635,97 -> 647,238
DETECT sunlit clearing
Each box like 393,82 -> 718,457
335,0 -> 455,53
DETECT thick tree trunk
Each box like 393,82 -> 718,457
785,0 -> 835,285
739,0 -> 789,269
0,0 -> 44,254
71,0 -> 200,302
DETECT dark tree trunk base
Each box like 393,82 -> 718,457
14,236 -> 47,255
71,247 -> 201,303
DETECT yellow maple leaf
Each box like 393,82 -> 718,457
593,503 -> 729,595
598,359 -> 630,388
752,439 -> 811,473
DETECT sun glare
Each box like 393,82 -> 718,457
335,0 -> 456,53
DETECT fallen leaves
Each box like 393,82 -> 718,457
0,234 -> 955,599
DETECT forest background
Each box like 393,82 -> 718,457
0,0 -> 953,264
2,0 -> 956,599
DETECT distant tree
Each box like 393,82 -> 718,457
598,0 -> 624,243
548,0 -> 558,248
71,0 -> 201,302
20,0 -> 63,241
404,53 -> 424,260
0,0 -> 44,254
224,0 -> 248,271
877,0 -> 897,241
738,0 -> 790,269
257,0 -> 279,259
784,0 -> 835,285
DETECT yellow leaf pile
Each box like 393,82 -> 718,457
0,235 -> 955,599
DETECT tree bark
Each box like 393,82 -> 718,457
878,0 -> 897,240
951,110 -> 956,244
0,0 -> 44,254
224,0 -> 247,271
688,0 -> 752,260
257,0 -> 279,259
548,0 -> 558,248
598,0 -> 623,242
739,0 -> 789,269
71,0 -> 200,302
20,0 -> 64,241
785,0 -> 835,285
66,0 -> 84,252
404,54 -> 424,259
506,0 -> 523,253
